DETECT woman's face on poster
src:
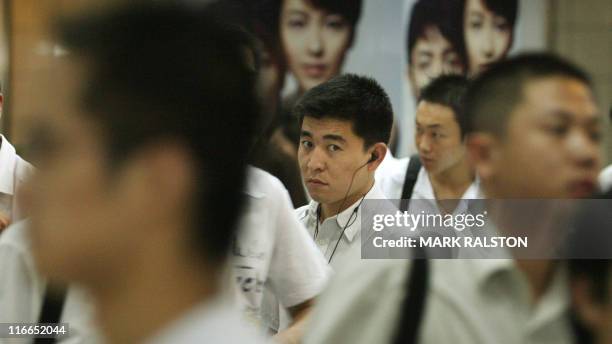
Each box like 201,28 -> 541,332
280,0 -> 353,92
464,0 -> 513,75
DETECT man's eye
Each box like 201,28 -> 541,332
287,18 -> 306,29
548,124 -> 569,137
301,140 -> 313,149
589,129 -> 602,142
418,62 -> 431,71
469,20 -> 483,29
328,144 -> 341,152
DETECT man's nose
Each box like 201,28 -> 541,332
306,146 -> 326,171
567,129 -> 601,172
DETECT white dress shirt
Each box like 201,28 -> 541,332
0,135 -> 34,221
295,182 -> 388,269
232,167 -> 329,331
304,256 -> 572,344
375,152 -> 482,203
0,221 -> 101,344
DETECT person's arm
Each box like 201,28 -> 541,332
273,299 -> 314,344
265,175 -> 329,343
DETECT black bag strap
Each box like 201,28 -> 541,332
34,285 -> 67,344
392,251 -> 430,344
399,155 -> 422,211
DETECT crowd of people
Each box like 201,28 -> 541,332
0,1 -> 610,344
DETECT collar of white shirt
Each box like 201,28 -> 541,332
467,258 -> 570,330
304,182 -> 387,242
0,135 -> 18,195
413,167 -> 482,200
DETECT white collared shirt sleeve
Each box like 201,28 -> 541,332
233,168 -> 330,329
0,221 -> 43,324
266,184 -> 329,308
0,221 -> 102,344
0,136 -> 35,221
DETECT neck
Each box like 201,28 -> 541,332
89,240 -> 220,343
515,260 -> 557,303
487,202 -> 559,302
428,158 -> 474,199
320,179 -> 374,221
429,159 -> 475,200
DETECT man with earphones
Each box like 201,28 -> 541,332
295,74 -> 392,267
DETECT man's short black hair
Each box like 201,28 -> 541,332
294,74 -> 393,148
406,0 -> 464,65
464,53 -> 592,136
59,3 -> 259,264
418,75 -> 470,137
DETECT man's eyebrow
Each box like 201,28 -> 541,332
300,130 -> 312,137
322,134 -> 346,142
416,51 -> 433,58
546,109 -> 601,125
286,9 -> 307,17
416,121 -> 442,129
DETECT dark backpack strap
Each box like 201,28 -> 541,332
392,251 -> 430,344
399,155 -> 422,211
34,285 -> 67,344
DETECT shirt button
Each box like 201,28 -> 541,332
316,239 -> 326,247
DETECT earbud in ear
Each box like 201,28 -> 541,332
369,152 -> 378,163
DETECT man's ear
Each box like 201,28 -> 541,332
126,141 -> 196,220
367,143 -> 387,172
466,133 -> 497,180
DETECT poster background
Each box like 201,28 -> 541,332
281,0 -> 549,157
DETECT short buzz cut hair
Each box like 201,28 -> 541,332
464,53 -> 592,136
418,75 -> 470,137
59,3 -> 259,264
294,74 -> 393,148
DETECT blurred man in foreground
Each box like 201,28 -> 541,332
24,4 -> 264,343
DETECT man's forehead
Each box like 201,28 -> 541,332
301,116 -> 357,138
416,101 -> 455,124
417,26 -> 450,48
521,77 -> 598,119
32,54 -> 90,121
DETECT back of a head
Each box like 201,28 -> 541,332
464,52 -> 592,136
294,73 -> 393,148
59,3 -> 260,264
419,74 -> 470,136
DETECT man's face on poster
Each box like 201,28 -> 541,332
408,25 -> 464,98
